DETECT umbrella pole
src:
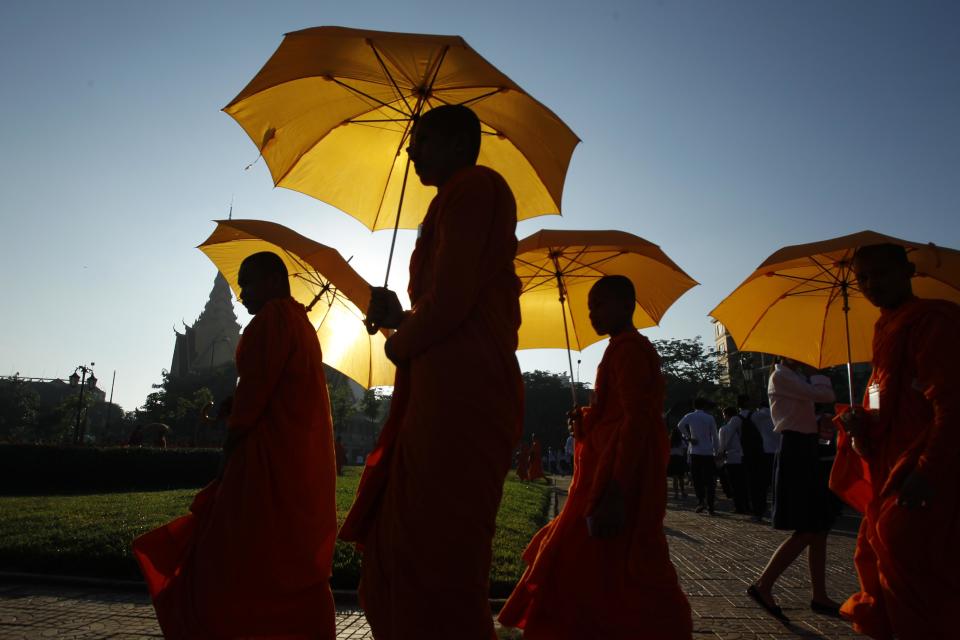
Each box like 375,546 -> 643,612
383,155 -> 412,287
551,257 -> 578,407
841,281 -> 855,407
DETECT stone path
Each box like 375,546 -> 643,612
0,479 -> 865,639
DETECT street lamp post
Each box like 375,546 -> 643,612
69,363 -> 97,445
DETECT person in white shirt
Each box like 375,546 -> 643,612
746,401 -> 779,522
667,425 -> 688,499
677,398 -> 719,514
718,406 -> 749,514
747,357 -> 842,623
563,434 -> 575,475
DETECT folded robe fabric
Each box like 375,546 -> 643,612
498,330 -> 692,640
133,297 -> 338,639
340,165 -> 524,640
830,297 -> 960,640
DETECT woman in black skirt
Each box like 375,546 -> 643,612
747,357 -> 843,623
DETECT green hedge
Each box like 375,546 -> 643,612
0,445 -> 221,494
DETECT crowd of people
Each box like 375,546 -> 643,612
128,105 -> 957,640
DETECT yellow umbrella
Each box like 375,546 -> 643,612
198,219 -> 395,389
515,229 -> 699,401
224,26 -> 580,283
709,230 -> 960,403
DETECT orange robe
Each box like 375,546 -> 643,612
339,165 -> 523,639
830,297 -> 960,640
499,330 -> 692,639
133,297 -> 337,639
517,443 -> 531,481
528,440 -> 545,480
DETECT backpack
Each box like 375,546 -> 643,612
738,411 -> 764,458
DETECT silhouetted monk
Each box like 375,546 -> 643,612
528,434 -> 545,481
517,441 -> 531,481
831,243 -> 960,639
499,276 -> 692,639
133,252 -> 337,639
339,105 -> 523,639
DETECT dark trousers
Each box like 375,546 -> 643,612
690,454 -> 716,509
745,453 -> 774,517
725,463 -> 750,513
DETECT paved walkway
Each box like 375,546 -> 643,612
0,480 -> 865,639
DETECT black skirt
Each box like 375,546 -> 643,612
772,431 -> 842,532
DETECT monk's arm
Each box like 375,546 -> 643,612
228,305 -> 292,435
388,173 -> 503,360
913,311 -> 960,478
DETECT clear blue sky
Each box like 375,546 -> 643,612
1,0 -> 957,411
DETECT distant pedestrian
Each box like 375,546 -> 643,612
749,401 -> 779,521
335,436 -> 346,476
516,441 -> 531,481
747,357 -> 841,623
528,435 -> 546,481
667,426 -> 688,499
717,407 -> 749,514
564,433 -> 575,475
678,398 -> 718,515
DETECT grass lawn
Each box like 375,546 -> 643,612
0,467 -> 553,595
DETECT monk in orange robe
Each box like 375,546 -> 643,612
499,276 -> 692,639
340,105 -> 523,639
133,252 -> 337,639
517,441 -> 531,481
527,435 -> 545,481
830,243 -> 960,640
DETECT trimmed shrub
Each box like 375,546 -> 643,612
0,444 -> 220,494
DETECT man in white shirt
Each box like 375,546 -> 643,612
563,434 -> 575,475
748,401 -> 779,522
718,406 -> 749,513
678,398 -> 719,514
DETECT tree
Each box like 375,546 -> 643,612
521,370 -> 590,453
0,380 -> 39,442
137,364 -> 237,445
653,337 -> 735,425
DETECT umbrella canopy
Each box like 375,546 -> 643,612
515,229 -> 699,353
198,219 -> 395,389
224,26 -> 580,233
710,230 -> 960,370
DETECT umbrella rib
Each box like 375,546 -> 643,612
330,77 -> 411,118
735,273 -> 819,351
369,117 -> 415,231
456,87 -> 503,107
368,41 -> 413,114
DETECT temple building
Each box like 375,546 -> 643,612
170,273 -> 241,378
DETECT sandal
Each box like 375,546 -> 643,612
747,584 -> 790,623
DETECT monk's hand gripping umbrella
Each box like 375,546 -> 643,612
222,26 -> 580,331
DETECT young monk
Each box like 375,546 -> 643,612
498,275 -> 692,639
133,252 -> 337,639
831,243 -> 960,639
517,440 -> 531,481
528,434 -> 546,481
339,104 -> 523,639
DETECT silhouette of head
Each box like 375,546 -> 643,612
852,243 -> 914,310
407,105 -> 481,187
238,252 -> 290,315
588,275 -> 636,336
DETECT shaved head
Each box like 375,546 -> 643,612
590,275 -> 636,304
852,243 -> 914,310
418,105 -> 481,163
237,251 -> 290,314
